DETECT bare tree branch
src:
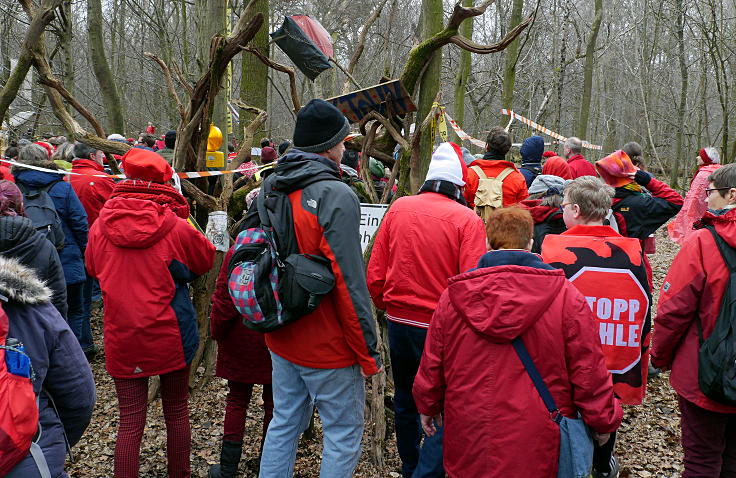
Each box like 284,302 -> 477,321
449,16 -> 534,53
230,99 -> 267,169
144,51 -> 186,121
242,46 -> 301,113
342,0 -> 389,94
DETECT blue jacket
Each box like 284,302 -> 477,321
14,170 -> 89,285
2,256 -> 95,478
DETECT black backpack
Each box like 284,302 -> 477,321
17,182 -> 65,250
697,226 -> 736,405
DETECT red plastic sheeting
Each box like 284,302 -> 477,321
291,15 -> 333,58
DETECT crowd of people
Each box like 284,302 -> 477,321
0,98 -> 733,478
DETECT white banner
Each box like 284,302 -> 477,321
360,204 -> 389,252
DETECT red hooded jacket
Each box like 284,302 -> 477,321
464,158 -> 528,208
567,154 -> 597,178
70,159 -> 115,227
413,251 -> 622,478
367,192 -> 486,328
653,208 -> 736,413
86,194 -> 215,378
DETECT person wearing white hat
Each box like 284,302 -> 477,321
367,142 -> 486,478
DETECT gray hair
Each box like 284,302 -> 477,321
623,141 -> 643,159
564,176 -> 614,222
708,163 -> 736,196
18,144 -> 52,165
52,143 -> 76,163
565,137 -> 582,154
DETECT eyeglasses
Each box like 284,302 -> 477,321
705,187 -> 734,198
560,202 -> 574,209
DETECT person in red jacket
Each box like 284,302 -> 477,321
86,148 -> 215,478
70,142 -> 116,356
464,126 -> 528,209
564,137 -> 597,178
541,154 -> 572,180
367,141 -> 486,478
413,207 -> 622,478
653,164 -> 736,478
208,243 -> 273,478
247,99 -> 381,477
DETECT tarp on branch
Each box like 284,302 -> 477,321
271,15 -> 332,80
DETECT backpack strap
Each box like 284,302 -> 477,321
496,167 -> 515,181
511,337 -> 562,424
695,225 -> 736,345
470,165 -> 487,180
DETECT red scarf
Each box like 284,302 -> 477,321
111,180 -> 190,219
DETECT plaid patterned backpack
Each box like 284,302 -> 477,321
227,186 -> 335,332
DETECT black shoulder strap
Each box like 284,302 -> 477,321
512,337 -> 562,423
695,226 -> 736,344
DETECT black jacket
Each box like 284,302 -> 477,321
0,216 -> 68,318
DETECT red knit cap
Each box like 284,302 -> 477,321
33,141 -> 54,158
595,150 -> 637,188
0,180 -> 25,216
122,148 -> 174,183
542,150 -> 557,158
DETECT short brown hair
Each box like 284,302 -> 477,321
486,207 -> 533,250
485,127 -> 512,155
564,176 -> 614,222
709,164 -> 736,197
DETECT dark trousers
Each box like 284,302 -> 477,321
679,395 -> 736,478
388,321 -> 445,478
66,282 -> 93,352
593,431 -> 617,473
223,380 -> 274,445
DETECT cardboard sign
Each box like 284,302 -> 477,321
360,203 -> 389,252
327,80 -> 416,123
541,233 -> 652,405
206,151 -> 225,168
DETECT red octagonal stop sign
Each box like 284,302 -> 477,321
568,267 -> 649,374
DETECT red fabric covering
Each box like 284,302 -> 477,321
33,141 -> 53,158
567,154 -> 597,178
260,147 -> 278,164
0,162 -> 14,183
543,225 -> 651,405
367,192 -> 486,328
413,261 -> 622,478
111,181 -> 190,219
70,159 -> 115,227
668,164 -> 721,245
291,15 -> 333,58
211,246 -> 272,384
653,207 -> 736,414
0,180 -> 24,216
595,150 -> 637,188
699,148 -> 715,166
464,159 -> 528,208
518,199 -> 561,223
222,381 -> 273,442
145,124 -> 156,135
121,148 -> 173,183
86,196 -> 215,378
542,150 -> 557,158
112,366 -> 191,477
541,155 -> 572,180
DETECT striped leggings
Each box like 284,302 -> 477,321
112,366 -> 191,478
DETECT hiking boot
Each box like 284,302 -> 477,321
83,345 -> 99,361
208,440 -> 243,478
592,455 -> 620,478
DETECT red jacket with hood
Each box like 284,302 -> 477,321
86,184 -> 215,378
567,153 -> 597,178
367,191 -> 486,328
653,207 -> 736,413
70,159 -> 115,227
464,155 -> 528,208
413,250 -> 622,478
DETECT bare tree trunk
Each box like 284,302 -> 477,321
240,0 -> 269,141
87,0 -> 125,132
453,0 -> 473,143
500,0 -> 523,124
673,0 -> 688,187
577,0 -> 602,138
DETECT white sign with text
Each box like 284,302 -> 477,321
360,204 -> 389,252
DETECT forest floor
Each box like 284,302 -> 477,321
67,225 -> 683,477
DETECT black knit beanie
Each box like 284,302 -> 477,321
293,99 -> 350,153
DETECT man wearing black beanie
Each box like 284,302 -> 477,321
245,99 -> 382,478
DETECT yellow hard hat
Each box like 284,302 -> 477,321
207,124 -> 223,151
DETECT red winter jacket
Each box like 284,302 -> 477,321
413,250 -> 622,478
464,157 -> 528,208
86,195 -> 215,378
367,192 -> 486,329
653,208 -> 736,413
70,159 -> 115,227
211,246 -> 272,384
567,154 -> 597,178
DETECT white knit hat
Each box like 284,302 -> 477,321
426,142 -> 467,186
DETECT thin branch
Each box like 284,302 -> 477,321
144,51 -> 186,120
449,15 -> 534,54
341,0 -> 389,94
231,100 -> 267,169
447,0 -> 496,29
171,61 -> 194,98
359,111 -> 409,151
38,76 -> 106,137
242,46 -> 301,113
330,57 -> 362,91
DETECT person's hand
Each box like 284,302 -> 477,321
361,365 -> 384,378
420,414 -> 443,437
593,432 -> 611,446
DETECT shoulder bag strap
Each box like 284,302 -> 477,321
695,225 -> 736,344
511,337 -> 562,423
496,167 -> 515,181
470,165 -> 487,180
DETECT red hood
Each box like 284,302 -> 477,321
519,199 -> 562,223
701,207 -> 736,248
446,265 -> 568,341
98,197 -> 177,248
71,158 -> 105,173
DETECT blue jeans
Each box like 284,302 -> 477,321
388,321 -> 445,478
259,351 -> 365,478
68,279 -> 93,352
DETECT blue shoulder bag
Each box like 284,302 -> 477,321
512,337 -> 594,478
